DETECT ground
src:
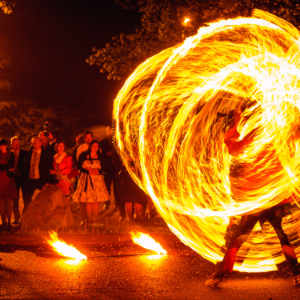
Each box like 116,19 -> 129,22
0,237 -> 299,300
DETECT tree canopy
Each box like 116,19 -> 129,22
87,0 -> 300,80
0,0 -> 14,14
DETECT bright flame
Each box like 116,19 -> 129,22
114,10 -> 300,272
130,231 -> 167,255
183,18 -> 190,26
45,231 -> 87,261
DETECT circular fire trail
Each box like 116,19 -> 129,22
113,10 -> 300,272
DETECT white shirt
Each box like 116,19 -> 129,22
30,149 -> 42,179
76,144 -> 89,161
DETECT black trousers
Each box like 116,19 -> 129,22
13,177 -> 23,222
104,173 -> 126,218
222,204 -> 299,276
22,179 -> 43,212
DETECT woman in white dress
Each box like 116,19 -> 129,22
74,141 -> 110,224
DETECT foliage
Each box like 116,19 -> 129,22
88,0 -> 300,81
7,101 -> 85,148
0,0 -> 14,14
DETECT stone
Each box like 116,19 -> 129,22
21,184 -> 73,230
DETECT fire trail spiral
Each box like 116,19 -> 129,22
113,10 -> 300,272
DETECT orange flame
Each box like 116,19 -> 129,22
114,10 -> 300,272
45,231 -> 87,261
130,231 -> 167,255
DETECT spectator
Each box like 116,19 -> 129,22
99,126 -> 116,210
74,140 -> 110,226
72,133 -> 84,167
23,137 -> 54,211
49,132 -> 58,153
41,135 -> 52,153
119,157 -> 147,221
0,139 -> 18,231
76,131 -> 93,162
75,131 -> 94,227
10,136 -> 28,225
50,141 -> 72,197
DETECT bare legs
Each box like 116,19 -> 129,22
125,202 -> 144,220
6,199 -> 12,225
0,199 -> 5,225
0,198 -> 13,227
86,202 -> 99,224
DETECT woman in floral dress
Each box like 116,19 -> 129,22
74,140 -> 110,224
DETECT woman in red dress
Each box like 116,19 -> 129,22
50,141 -> 72,197
0,139 -> 17,231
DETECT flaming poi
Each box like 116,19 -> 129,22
45,231 -> 87,261
114,10 -> 300,272
130,231 -> 167,255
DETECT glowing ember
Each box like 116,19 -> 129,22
45,231 -> 87,261
130,231 -> 167,255
114,10 -> 300,272
183,18 -> 190,26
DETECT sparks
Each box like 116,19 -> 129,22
130,231 -> 167,255
45,231 -> 87,261
114,10 -> 300,272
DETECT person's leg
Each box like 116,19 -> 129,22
5,199 -> 13,226
86,203 -> 93,224
206,214 -> 258,286
22,179 -> 40,213
267,209 -> 299,276
114,174 -> 126,219
12,178 -> 21,224
222,215 -> 259,274
80,202 -> 87,222
134,203 -> 144,220
93,202 -> 99,222
103,175 -> 112,209
125,202 -> 133,220
0,199 -> 6,226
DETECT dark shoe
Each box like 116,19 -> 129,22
5,224 -> 12,233
12,220 -> 20,226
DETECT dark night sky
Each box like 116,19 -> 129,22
0,0 -> 237,128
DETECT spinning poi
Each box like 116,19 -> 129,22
113,10 -> 300,274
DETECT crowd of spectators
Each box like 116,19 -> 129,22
0,125 -> 156,232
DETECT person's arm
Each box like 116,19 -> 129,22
226,129 -> 257,155
61,156 -> 72,175
7,152 -> 15,170
77,152 -> 89,174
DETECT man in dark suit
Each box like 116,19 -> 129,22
23,136 -> 54,211
10,136 -> 28,225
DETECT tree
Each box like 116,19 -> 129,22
0,0 -> 15,135
0,0 -> 14,14
8,101 -> 85,148
87,0 -> 227,80
87,0 -> 300,81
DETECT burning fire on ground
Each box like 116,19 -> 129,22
114,10 -> 300,272
130,231 -> 167,255
45,231 -> 87,261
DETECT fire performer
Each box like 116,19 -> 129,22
206,107 -> 300,287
